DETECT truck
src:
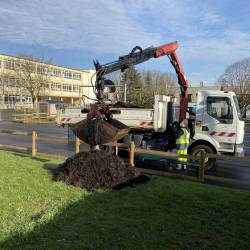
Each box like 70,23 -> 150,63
58,90 -> 244,170
57,41 -> 245,170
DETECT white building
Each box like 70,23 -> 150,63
0,53 -> 96,108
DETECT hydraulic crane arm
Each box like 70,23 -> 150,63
93,41 -> 188,121
71,41 -> 188,147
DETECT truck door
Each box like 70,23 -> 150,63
201,94 -> 237,152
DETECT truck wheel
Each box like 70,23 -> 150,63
189,145 -> 216,171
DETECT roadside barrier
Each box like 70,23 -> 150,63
12,113 -> 53,122
1,129 -> 250,186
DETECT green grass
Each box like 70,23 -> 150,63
0,151 -> 250,250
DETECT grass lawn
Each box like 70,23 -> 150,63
0,151 -> 250,250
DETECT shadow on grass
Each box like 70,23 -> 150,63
12,152 -> 51,162
43,162 -> 64,177
0,175 -> 154,250
2,163 -> 250,250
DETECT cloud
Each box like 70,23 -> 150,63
201,12 -> 222,25
182,30 -> 250,63
0,0 -> 250,84
0,0 -> 162,53
0,0 -> 223,52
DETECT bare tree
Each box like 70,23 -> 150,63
106,68 -> 179,108
149,70 -> 177,96
139,70 -> 178,107
13,56 -> 51,110
218,58 -> 250,116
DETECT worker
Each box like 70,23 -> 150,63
186,107 -> 196,138
164,121 -> 179,151
176,119 -> 190,170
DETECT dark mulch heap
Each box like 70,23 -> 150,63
55,150 -> 143,190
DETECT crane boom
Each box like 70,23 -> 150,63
93,41 -> 188,121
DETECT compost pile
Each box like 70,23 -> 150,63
56,150 -> 141,190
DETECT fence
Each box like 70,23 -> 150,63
1,129 -> 250,186
12,113 -> 53,122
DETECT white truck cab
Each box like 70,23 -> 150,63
193,90 -> 244,155
148,90 -> 245,169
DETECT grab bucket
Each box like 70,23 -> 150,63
70,118 -> 130,145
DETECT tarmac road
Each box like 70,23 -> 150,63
212,123 -> 250,181
0,121 -> 250,182
0,121 -> 90,157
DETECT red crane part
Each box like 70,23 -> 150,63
154,41 -> 178,58
155,42 -> 188,121
93,41 -> 189,121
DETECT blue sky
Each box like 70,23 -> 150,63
0,0 -> 249,85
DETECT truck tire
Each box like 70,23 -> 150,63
189,144 -> 216,171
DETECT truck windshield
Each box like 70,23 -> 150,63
233,96 -> 242,120
207,96 -> 233,124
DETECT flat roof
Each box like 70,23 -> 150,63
0,53 -> 92,73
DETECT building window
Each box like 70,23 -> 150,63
51,68 -> 62,77
63,71 -> 72,79
20,96 -> 32,104
5,95 -> 17,104
62,84 -> 72,92
73,73 -> 81,80
17,62 -> 36,73
27,96 -> 32,103
37,65 -> 48,75
73,85 -> 79,92
51,83 -> 61,91
4,94 -> 32,104
3,60 -> 15,70
6,77 -> 16,87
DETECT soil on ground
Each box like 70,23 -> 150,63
55,150 -> 142,190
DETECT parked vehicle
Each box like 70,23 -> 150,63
57,90 -> 244,170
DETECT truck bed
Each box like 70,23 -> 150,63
58,107 -> 154,129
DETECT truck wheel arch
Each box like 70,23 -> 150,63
188,140 -> 217,171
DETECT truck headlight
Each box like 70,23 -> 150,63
235,143 -> 244,157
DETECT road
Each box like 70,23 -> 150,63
0,121 -> 90,157
0,121 -> 250,184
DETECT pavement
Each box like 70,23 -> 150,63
0,121 -> 250,184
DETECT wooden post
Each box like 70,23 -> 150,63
198,149 -> 206,182
115,141 -> 118,156
75,137 -> 80,154
32,131 -> 37,156
129,141 -> 135,167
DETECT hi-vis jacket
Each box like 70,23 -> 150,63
176,128 -> 190,163
176,128 -> 190,149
